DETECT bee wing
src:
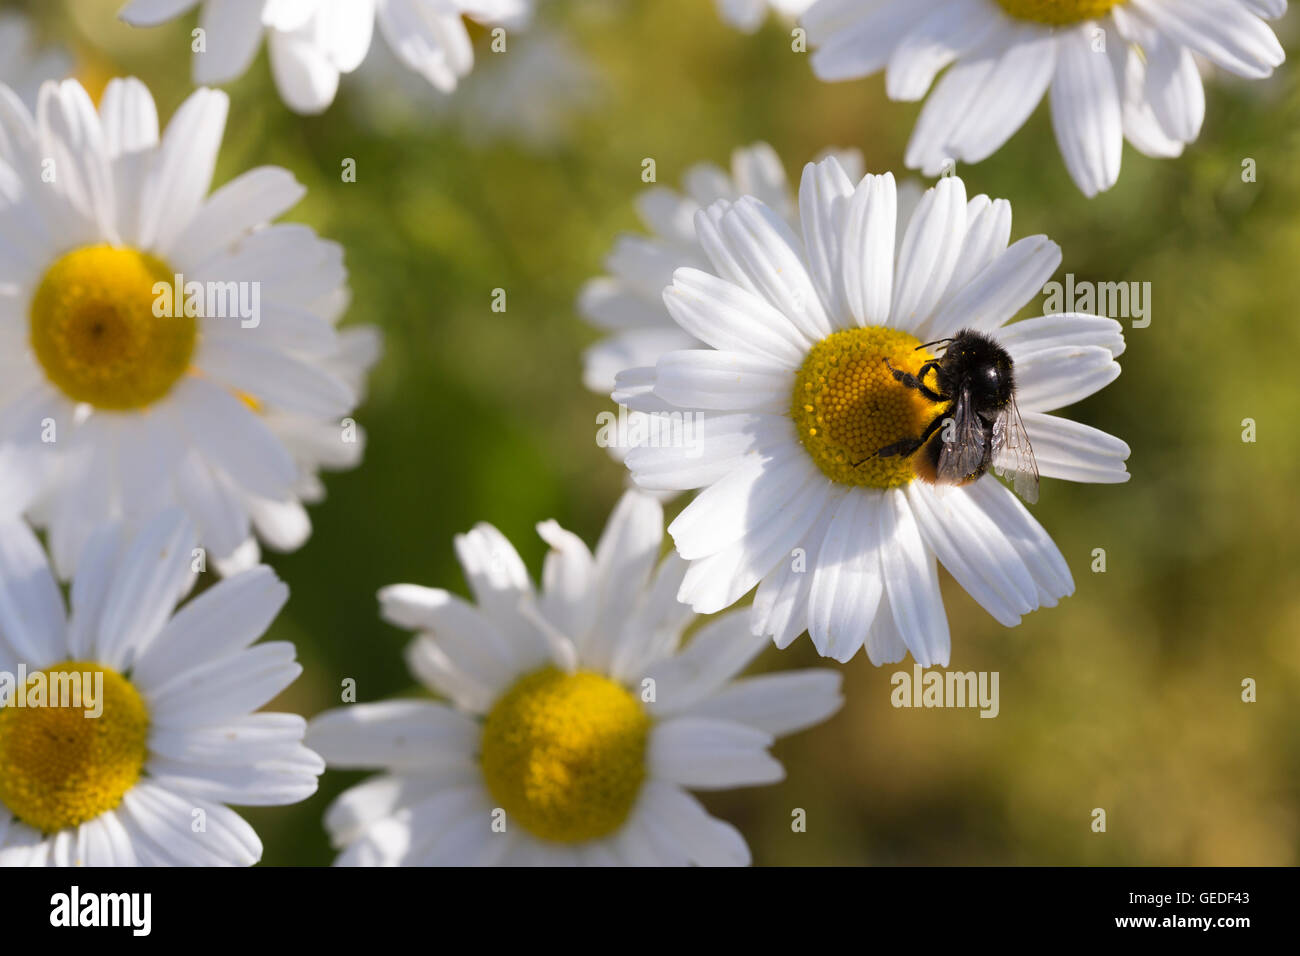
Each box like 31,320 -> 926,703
991,394 -> 1040,504
935,387 -> 988,484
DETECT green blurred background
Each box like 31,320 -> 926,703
17,0 -> 1300,865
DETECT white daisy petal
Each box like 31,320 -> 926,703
38,81 -> 115,240
650,717 -> 784,789
99,77 -> 159,157
168,166 -> 306,269
64,521 -> 128,660
905,52 -> 997,176
139,87 -> 229,251
120,784 -> 262,866
197,338 -> 355,419
684,670 -> 843,736
751,497 -> 836,650
194,0 -> 267,85
388,587 -> 522,693
324,772 -> 476,848
1021,411 -> 1131,484
624,413 -> 790,492
404,635 -> 498,713
944,26 -> 1058,167
420,804 -> 514,866
878,488 -> 950,667
130,565 -> 288,690
884,0 -> 999,100
810,0 -> 940,81
945,195 -> 1012,295
0,515 -> 66,668
145,747 -> 322,806
94,509 -> 197,671
863,586 -> 911,666
998,313 -> 1126,359
118,0 -> 201,27
841,172 -> 898,328
535,520 -> 595,655
797,155 -> 857,321
664,268 -> 810,367
269,33 -> 343,115
715,196 -> 835,341
1138,24 -> 1206,143
965,477 -> 1074,605
889,177 -> 967,330
637,781 -> 751,866
668,448 -> 819,562
172,379 -> 299,501
147,642 -> 302,729
1049,27 -> 1123,197
1013,344 -> 1122,411
642,611 -> 769,713
808,489 -> 883,662
906,482 -> 1036,627
306,700 -> 479,771
674,467 -> 830,614
923,235 -> 1062,340
584,490 -> 664,667
0,821 -> 46,866
653,349 -> 794,413
1131,0 -> 1283,79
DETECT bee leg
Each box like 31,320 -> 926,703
864,436 -> 924,462
883,358 -> 946,402
856,412 -> 947,467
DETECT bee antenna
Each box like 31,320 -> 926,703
916,337 -> 954,351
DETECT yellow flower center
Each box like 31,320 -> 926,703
29,244 -> 196,410
0,661 -> 150,834
480,667 -> 650,844
995,0 -> 1125,25
791,326 -> 945,488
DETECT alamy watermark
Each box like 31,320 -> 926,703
152,274 -> 261,328
50,886 -> 151,936
1042,273 -> 1150,328
891,664 -> 999,718
595,404 -> 703,456
0,665 -> 103,718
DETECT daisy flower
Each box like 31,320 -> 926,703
581,145 -> 918,486
0,510 -> 321,866
0,77 -> 377,577
118,0 -> 535,115
802,0 -> 1287,195
0,12 -> 71,106
307,491 -> 843,866
717,0 -> 816,33
613,159 -> 1130,665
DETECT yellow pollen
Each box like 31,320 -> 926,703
30,244 -> 196,410
790,326 -> 945,488
235,390 -> 264,413
0,661 -> 150,834
995,0 -> 1125,25
480,667 -> 650,844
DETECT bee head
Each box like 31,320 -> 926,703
945,329 -> 1015,408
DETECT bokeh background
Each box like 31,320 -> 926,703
14,0 -> 1300,865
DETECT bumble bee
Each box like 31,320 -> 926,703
870,328 -> 1040,503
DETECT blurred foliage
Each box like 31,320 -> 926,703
14,0 -> 1300,865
